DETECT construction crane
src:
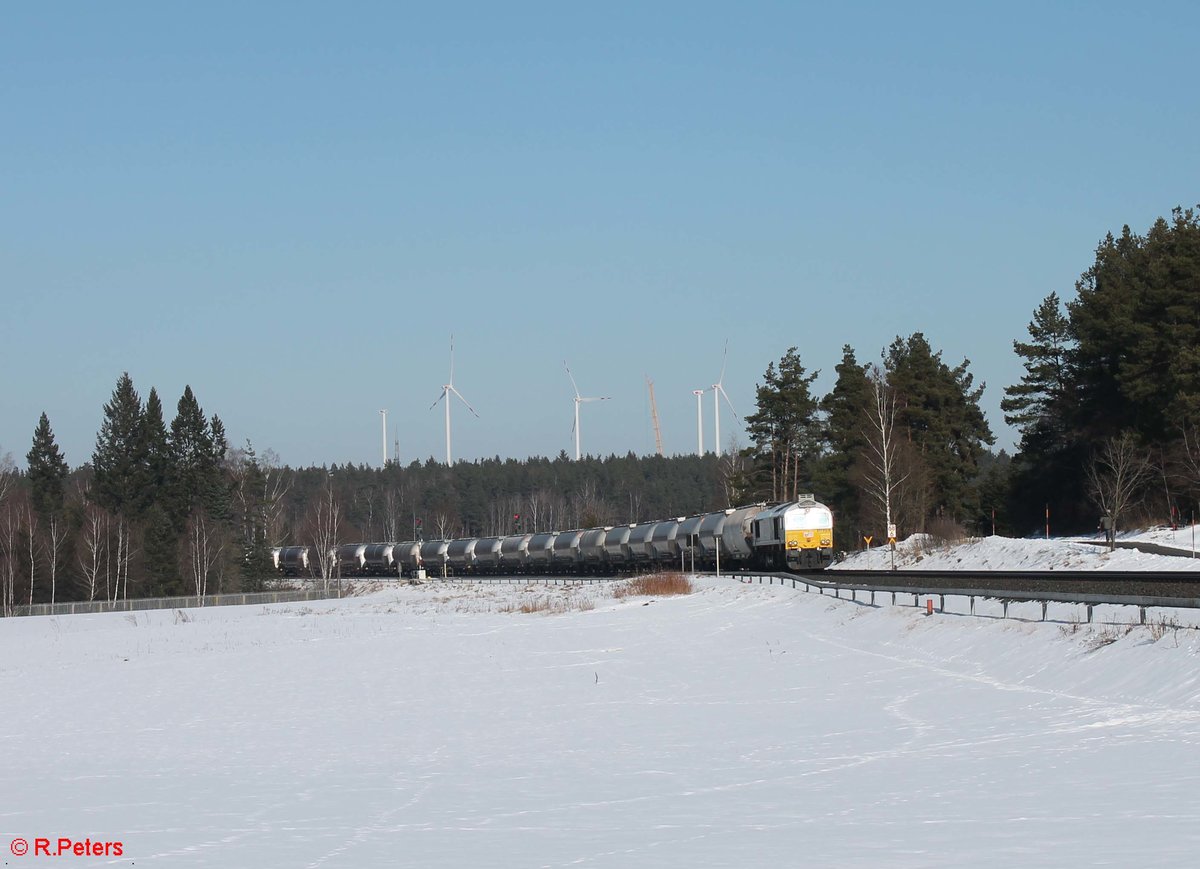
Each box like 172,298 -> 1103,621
646,376 -> 664,457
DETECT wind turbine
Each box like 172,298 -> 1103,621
711,340 -> 739,456
565,361 -> 610,461
430,335 -> 479,465
692,389 -> 705,455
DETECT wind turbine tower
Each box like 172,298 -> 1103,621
566,361 -> 611,461
379,409 -> 388,467
711,340 -> 739,457
430,335 -> 479,465
692,389 -> 705,455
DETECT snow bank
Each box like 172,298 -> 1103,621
836,533 -> 1200,571
2,578 -> 1199,867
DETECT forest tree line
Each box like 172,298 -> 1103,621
2,207 -> 1197,606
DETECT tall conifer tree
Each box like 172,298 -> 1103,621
92,373 -> 146,516
27,413 -> 69,518
885,333 -> 993,524
815,345 -> 871,541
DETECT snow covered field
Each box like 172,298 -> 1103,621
3,568 -> 1200,867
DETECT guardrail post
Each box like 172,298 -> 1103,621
969,596 -> 975,615
870,590 -> 875,606
1002,600 -> 1009,619
1086,604 -> 1093,623
939,594 -> 944,612
1041,601 -> 1048,621
1140,606 -> 1146,625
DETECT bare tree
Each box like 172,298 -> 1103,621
45,513 -> 67,605
184,508 -> 226,601
355,485 -> 379,541
859,365 -> 909,549
382,485 -> 407,541
258,450 -> 292,547
23,502 -> 39,606
433,510 -> 453,540
308,475 -> 342,592
113,517 -> 134,603
1087,432 -> 1154,549
573,479 -> 613,528
719,436 -> 747,506
0,502 -> 19,616
0,450 -> 14,505
78,502 -> 111,602
526,490 -> 549,532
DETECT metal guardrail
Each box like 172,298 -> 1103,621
728,571 -> 1200,624
9,588 -> 343,618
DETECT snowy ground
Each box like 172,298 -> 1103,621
835,532 -> 1200,572
3,567 -> 1200,868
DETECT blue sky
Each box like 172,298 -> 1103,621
3,2 -> 1198,469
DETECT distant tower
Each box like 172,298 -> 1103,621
646,376 -> 664,457
379,409 -> 388,467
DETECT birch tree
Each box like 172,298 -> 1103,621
78,503 -> 111,602
859,365 -> 908,546
1087,432 -> 1154,548
185,508 -> 226,601
308,474 -> 342,592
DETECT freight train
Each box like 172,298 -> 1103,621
273,496 -> 834,579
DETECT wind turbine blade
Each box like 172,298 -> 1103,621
717,339 -> 729,385
580,396 -> 611,402
449,385 -> 480,417
449,334 -> 455,384
429,388 -> 448,411
718,384 -> 739,421
564,361 -> 580,399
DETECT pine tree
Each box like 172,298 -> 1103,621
141,388 -> 171,510
743,348 -> 821,501
91,373 -> 145,600
1069,208 -> 1200,440
814,345 -> 871,542
1001,292 -> 1073,446
168,386 -> 229,522
92,373 -> 147,517
885,333 -> 994,525
27,413 -> 71,605
1001,293 -> 1088,533
167,387 -> 231,597
27,413 -> 69,518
